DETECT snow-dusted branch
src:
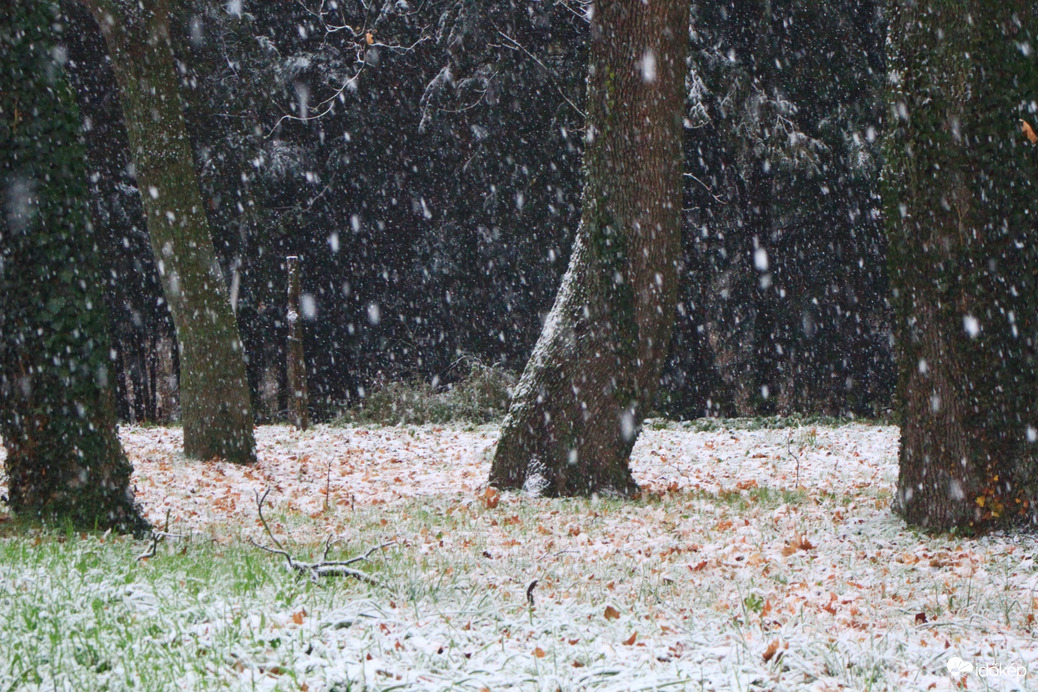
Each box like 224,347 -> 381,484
136,509 -> 185,561
248,488 -> 392,584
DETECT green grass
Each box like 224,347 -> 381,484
0,528 -> 356,690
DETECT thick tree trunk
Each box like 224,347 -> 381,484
885,0 -> 1038,530
489,0 -> 688,496
0,0 -> 147,533
79,0 -> 255,462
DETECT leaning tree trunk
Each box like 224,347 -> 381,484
0,0 -> 147,533
79,0 -> 256,463
489,0 -> 689,496
885,0 -> 1038,530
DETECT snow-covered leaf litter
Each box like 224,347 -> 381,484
1,423 -> 1037,690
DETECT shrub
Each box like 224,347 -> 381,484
335,357 -> 517,425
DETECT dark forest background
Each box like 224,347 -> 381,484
57,0 -> 891,423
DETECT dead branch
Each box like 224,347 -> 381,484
136,509 -> 185,561
248,488 -> 392,584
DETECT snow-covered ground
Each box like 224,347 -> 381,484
4,421 -> 1038,690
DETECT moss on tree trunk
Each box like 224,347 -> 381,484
0,0 -> 148,533
79,0 -> 255,462
885,0 -> 1038,530
489,0 -> 689,496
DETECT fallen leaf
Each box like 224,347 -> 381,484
1023,119 -> 1038,144
533,647 -> 546,658
291,609 -> 306,625
482,487 -> 500,509
622,632 -> 637,646
915,612 -> 928,624
604,605 -> 620,620
763,639 -> 781,662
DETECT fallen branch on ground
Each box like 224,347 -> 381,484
248,488 -> 392,585
136,509 -> 185,561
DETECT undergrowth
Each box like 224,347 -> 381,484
334,358 -> 517,426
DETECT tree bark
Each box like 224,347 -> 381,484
885,0 -> 1038,530
489,0 -> 689,496
0,0 -> 148,533
78,0 -> 256,462
286,256 -> 309,430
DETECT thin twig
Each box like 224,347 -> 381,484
683,172 -> 726,204
324,459 -> 333,512
496,31 -> 585,119
787,430 -> 802,488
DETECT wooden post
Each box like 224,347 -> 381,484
286,256 -> 310,430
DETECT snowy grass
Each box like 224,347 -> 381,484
2,421 -> 1038,690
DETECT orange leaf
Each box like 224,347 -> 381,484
291,609 -> 306,625
604,605 -> 620,620
533,647 -> 546,658
482,487 -> 500,509
622,632 -> 637,646
365,31 -> 374,45
763,639 -> 782,662
1023,119 -> 1038,144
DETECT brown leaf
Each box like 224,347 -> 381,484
291,609 -> 306,625
604,605 -> 621,620
622,632 -> 637,646
1023,119 -> 1038,144
533,647 -> 546,658
482,487 -> 500,509
763,639 -> 781,662
915,612 -> 928,624
365,31 -> 374,45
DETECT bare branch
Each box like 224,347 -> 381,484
496,31 -> 585,120
249,487 -> 393,585
136,509 -> 181,561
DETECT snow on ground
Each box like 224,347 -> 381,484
4,422 -> 1038,690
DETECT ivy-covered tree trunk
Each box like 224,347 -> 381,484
885,1 -> 1038,530
489,0 -> 689,496
78,0 -> 256,463
0,0 -> 148,533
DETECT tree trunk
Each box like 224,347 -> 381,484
489,0 -> 688,496
0,0 -> 148,533
78,0 -> 255,462
885,0 -> 1038,530
286,256 -> 309,430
